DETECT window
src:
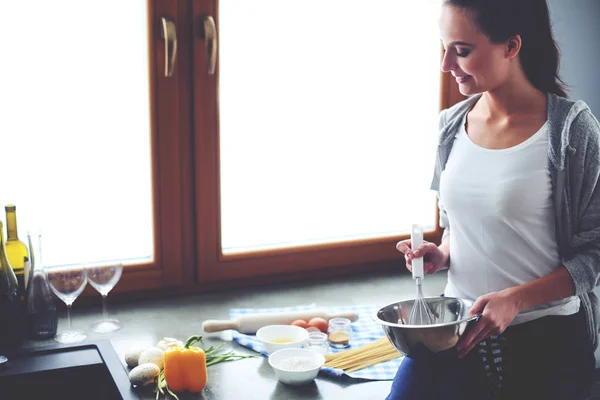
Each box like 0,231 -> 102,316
1,1 -> 462,294
0,1 -> 192,292
218,2 -> 442,254
192,0 -> 463,284
1,1 -> 153,267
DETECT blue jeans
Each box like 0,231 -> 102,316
386,309 -> 595,400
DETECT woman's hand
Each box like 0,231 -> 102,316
396,239 -> 448,274
456,288 -> 521,359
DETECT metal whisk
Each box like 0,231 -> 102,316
408,224 -> 435,326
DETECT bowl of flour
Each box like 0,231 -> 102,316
268,348 -> 325,385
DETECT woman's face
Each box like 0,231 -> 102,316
439,5 -> 510,96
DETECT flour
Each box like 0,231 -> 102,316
279,356 -> 317,371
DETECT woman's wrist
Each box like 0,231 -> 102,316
500,286 -> 525,313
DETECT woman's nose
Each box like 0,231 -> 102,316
440,51 -> 455,73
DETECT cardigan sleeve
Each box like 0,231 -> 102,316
563,110 -> 600,295
430,109 -> 450,241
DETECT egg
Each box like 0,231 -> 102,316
307,317 -> 329,333
138,346 -> 165,370
129,363 -> 160,386
290,319 -> 309,329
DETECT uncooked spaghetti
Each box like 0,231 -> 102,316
324,337 -> 400,372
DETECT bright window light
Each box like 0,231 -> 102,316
219,1 -> 442,253
0,1 -> 154,266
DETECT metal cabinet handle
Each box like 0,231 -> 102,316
160,17 -> 177,77
200,16 -> 217,75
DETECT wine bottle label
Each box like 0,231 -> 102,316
24,260 -> 31,291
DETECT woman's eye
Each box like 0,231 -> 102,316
456,48 -> 471,57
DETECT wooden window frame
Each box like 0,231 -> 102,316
95,0 -> 195,296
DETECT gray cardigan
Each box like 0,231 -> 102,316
430,93 -> 600,348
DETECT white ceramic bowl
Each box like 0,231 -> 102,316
256,325 -> 309,355
268,348 -> 325,386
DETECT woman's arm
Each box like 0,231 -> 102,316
456,266 -> 575,359
506,266 -> 574,313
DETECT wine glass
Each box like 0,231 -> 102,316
46,263 -> 88,344
87,260 -> 123,333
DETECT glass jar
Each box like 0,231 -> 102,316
306,331 -> 328,354
328,317 -> 351,349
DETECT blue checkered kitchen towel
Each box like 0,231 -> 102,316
228,304 -> 404,381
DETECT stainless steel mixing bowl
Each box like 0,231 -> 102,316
374,297 -> 479,358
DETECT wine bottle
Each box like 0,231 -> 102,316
5,205 -> 28,299
0,221 -> 24,347
25,232 -> 57,340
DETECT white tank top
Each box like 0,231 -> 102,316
439,117 -> 579,325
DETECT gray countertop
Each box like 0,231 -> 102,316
23,269 -> 448,400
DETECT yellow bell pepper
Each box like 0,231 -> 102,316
163,335 -> 208,393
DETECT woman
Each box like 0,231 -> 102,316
391,0 -> 600,399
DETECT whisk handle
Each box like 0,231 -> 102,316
411,224 -> 424,280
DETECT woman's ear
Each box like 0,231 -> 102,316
506,35 -> 522,59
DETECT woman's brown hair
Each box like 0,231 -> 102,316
444,0 -> 568,97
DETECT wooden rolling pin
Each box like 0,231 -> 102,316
202,309 -> 359,334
